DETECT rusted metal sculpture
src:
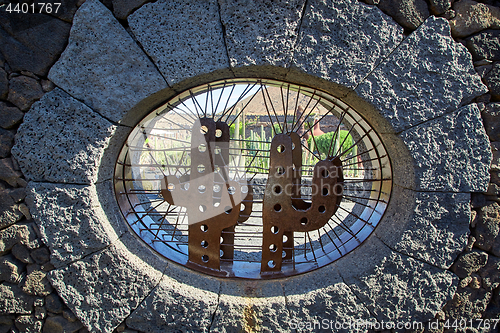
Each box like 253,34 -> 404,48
161,118 -> 251,270
261,132 -> 343,273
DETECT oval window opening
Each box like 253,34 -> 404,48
114,78 -> 392,279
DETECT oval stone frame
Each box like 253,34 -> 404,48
12,0 -> 491,332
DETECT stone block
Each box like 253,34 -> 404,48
378,0 -> 430,30
376,191 -> 470,269
478,256 -> 500,291
429,0 -> 452,15
0,254 -> 23,284
0,224 -> 33,255
219,0 -> 303,70
336,237 -> 457,323
21,270 -> 53,296
449,0 -> 500,38
293,0 -> 403,89
491,142 -> 500,170
48,240 -> 163,333
356,16 -> 487,133
48,0 -> 167,124
443,286 -> 492,320
473,202 -> 500,252
15,314 -> 42,333
485,63 -> 500,101
400,104 -> 491,192
0,158 -> 22,187
129,0 -> 229,86
482,102 -> 500,142
12,243 -> 32,264
0,69 -> 7,100
0,190 -> 23,230
283,268 -> 374,331
466,29 -> 500,61
7,76 -> 44,112
0,102 -> 23,130
30,248 -> 49,265
211,280 -> 290,332
42,315 -> 83,333
45,293 -> 64,314
0,283 -> 41,315
0,128 -> 14,158
112,0 -> 149,20
12,89 -> 116,184
0,11 -> 71,76
451,250 -> 489,279
26,182 -> 122,268
127,264 -> 219,333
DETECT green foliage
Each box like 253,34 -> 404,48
229,122 -> 245,138
272,123 -> 282,135
307,130 -> 354,158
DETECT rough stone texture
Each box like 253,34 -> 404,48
0,158 -> 22,187
478,256 -> 500,291
476,63 -> 493,78
21,270 -> 53,296
443,287 -> 492,320
293,0 -> 403,89
482,102 -> 500,141
0,283 -> 41,314
451,250 -> 489,279
7,188 -> 26,204
400,104 -> 491,192
43,315 -> 83,333
284,268 -> 374,331
429,0 -> 452,15
26,183 -> 121,268
0,190 -> 23,230
0,102 -> 23,130
0,129 -> 14,158
449,0 -> 500,38
7,76 -> 44,112
376,191 -> 470,269
219,0 -> 303,70
493,236 -> 500,257
356,16 -> 487,133
0,69 -> 7,100
485,63 -> 500,101
15,314 -> 42,333
0,12 -> 71,76
0,224 -> 33,255
40,80 -> 55,93
30,248 -> 49,265
112,0 -> 149,19
466,30 -> 500,61
48,240 -> 163,333
129,0 -> 228,86
0,254 -> 23,284
48,0 -> 167,123
336,237 -> 457,323
127,265 -> 219,332
378,0 -> 430,30
45,293 -> 64,314
473,202 -> 500,251
11,89 -> 116,184
12,244 -> 32,264
211,281 -> 290,332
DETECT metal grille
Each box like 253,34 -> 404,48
114,78 -> 392,279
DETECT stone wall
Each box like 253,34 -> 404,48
0,0 -> 499,332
